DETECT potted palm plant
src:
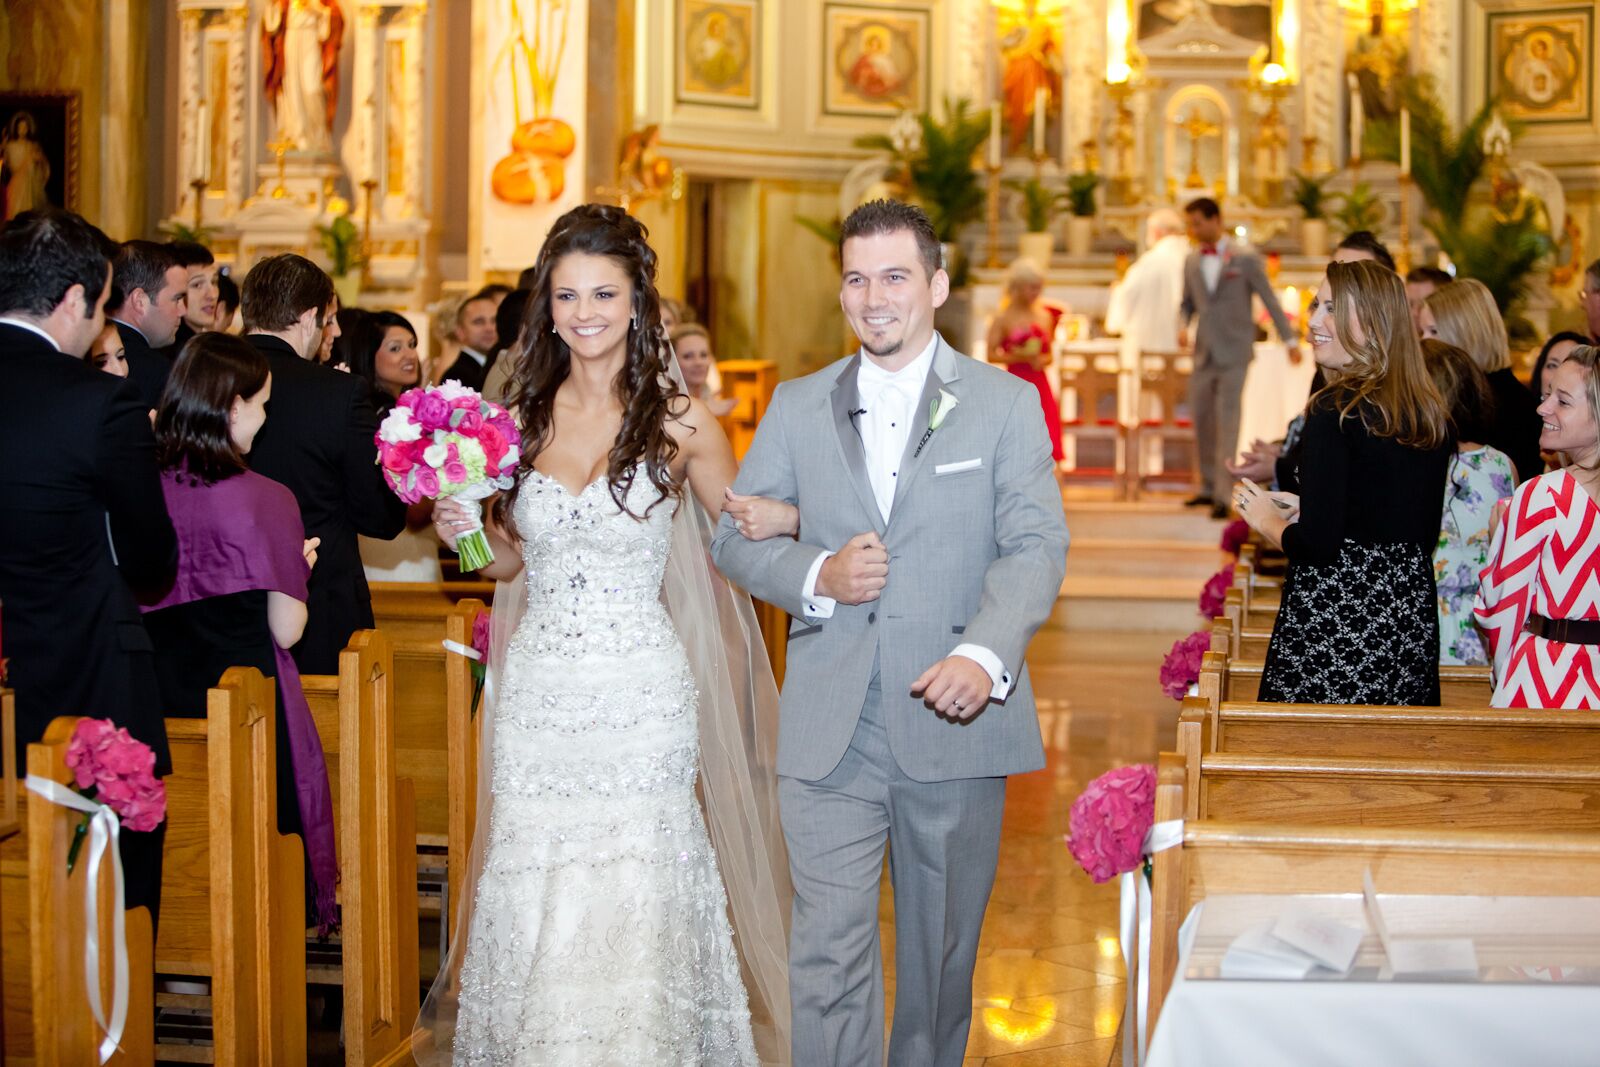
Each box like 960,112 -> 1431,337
317,200 -> 366,308
1007,176 -> 1062,266
1332,181 -> 1386,240
1290,171 -> 1332,257
905,96 -> 990,286
1064,171 -> 1100,257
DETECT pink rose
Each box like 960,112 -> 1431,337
1158,630 -> 1210,700
397,388 -> 425,409
414,392 -> 452,432
415,467 -> 440,498
479,424 -> 507,464
450,394 -> 479,410
1220,519 -> 1250,558
454,406 -> 483,434
1198,568 -> 1230,619
472,610 -> 492,666
382,445 -> 415,474
1067,764 -> 1157,883
443,461 -> 470,485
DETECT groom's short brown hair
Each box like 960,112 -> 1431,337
839,199 -> 942,280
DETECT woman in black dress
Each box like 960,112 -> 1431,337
1235,260 -> 1454,705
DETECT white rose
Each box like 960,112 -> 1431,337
378,407 -> 423,444
423,442 -> 449,467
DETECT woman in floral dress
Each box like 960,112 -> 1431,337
1424,340 -> 1516,665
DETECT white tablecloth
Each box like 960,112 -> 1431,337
1147,894 -> 1600,1067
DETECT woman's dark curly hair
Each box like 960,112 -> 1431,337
493,204 -> 683,527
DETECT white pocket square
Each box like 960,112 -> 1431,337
934,458 -> 983,475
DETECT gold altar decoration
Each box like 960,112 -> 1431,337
1176,108 -> 1220,190
489,0 -> 578,205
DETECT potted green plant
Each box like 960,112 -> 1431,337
1332,181 -> 1386,239
905,96 -> 990,286
317,204 -> 366,307
1290,171 -> 1332,257
1007,176 -> 1062,267
1063,171 -> 1100,257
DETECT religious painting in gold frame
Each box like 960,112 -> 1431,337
823,3 -> 929,118
0,91 -> 79,223
1488,7 -> 1592,123
677,0 -> 759,108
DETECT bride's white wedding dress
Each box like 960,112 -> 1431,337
452,469 -> 758,1065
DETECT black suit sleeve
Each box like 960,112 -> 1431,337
343,375 -> 407,539
95,377 -> 178,594
1280,404 -> 1349,566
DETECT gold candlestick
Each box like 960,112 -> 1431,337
1396,172 -> 1412,276
267,135 -> 294,199
984,162 -> 1002,269
359,177 -> 378,287
188,178 -> 209,232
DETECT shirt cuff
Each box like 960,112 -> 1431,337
802,551 -> 836,619
951,643 -> 1013,700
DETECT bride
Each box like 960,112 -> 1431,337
419,205 -> 794,1064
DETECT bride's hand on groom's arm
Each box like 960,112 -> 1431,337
723,488 -> 799,541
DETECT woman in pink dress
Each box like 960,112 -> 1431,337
986,257 -> 1065,465
1474,346 -> 1600,708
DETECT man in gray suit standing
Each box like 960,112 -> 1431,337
712,200 -> 1068,1066
1179,197 -> 1300,518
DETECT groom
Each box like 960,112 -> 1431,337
712,200 -> 1068,1065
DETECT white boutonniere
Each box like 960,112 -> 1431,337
914,389 -> 958,457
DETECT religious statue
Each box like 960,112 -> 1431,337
1345,9 -> 1408,122
1,112 -> 51,221
262,0 -> 345,154
997,0 -> 1063,153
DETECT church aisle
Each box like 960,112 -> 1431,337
878,616 -> 1182,1065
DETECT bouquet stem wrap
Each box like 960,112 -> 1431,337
447,484 -> 498,572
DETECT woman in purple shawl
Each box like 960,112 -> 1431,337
141,333 -> 340,929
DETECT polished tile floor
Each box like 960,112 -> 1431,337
878,618 -> 1181,1066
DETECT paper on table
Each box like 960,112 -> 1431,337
1364,868 -> 1481,979
1271,902 -> 1363,975
1221,922 -> 1319,979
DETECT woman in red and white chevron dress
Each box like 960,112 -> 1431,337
1474,347 -> 1600,708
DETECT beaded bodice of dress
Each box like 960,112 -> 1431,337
512,469 -> 677,658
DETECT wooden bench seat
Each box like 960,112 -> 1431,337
1197,650 -> 1493,708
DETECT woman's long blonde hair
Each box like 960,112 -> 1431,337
1424,278 -> 1511,373
1319,259 -> 1450,450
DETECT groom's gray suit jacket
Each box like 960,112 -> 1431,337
711,336 -> 1069,783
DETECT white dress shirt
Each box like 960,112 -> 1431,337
1199,236 -> 1229,293
0,316 -> 61,351
800,337 -> 1013,700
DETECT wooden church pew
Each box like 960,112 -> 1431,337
155,666 -> 307,1065
299,629 -> 420,1066
26,716 -> 155,1066
1196,649 -> 1492,708
1146,753 -> 1600,1035
443,600 -> 486,933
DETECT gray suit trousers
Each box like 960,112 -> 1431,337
1188,357 -> 1249,500
780,678 -> 1006,1067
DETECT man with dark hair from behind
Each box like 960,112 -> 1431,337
0,208 -> 177,925
1332,229 -> 1396,271
107,239 -> 188,411
241,253 -> 407,674
164,240 -> 220,353
1582,258 -> 1600,343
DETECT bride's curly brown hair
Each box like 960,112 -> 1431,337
493,204 -> 684,529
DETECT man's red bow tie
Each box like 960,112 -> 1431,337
1200,244 -> 1218,256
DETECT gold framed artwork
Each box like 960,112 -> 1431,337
677,0 -> 759,109
823,3 -> 929,117
1487,7 -> 1592,123
0,91 -> 80,222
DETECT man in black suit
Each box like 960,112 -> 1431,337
0,209 -> 177,918
106,239 -> 188,411
158,240 -> 220,358
439,287 -> 501,391
241,254 -> 406,674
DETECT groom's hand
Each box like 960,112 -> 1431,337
911,656 -> 991,721
817,532 -> 888,604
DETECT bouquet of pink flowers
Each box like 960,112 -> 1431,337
374,381 -> 521,572
63,718 -> 167,869
1159,630 -> 1209,700
1067,764 -> 1157,883
998,323 -> 1051,364
1198,567 -> 1231,619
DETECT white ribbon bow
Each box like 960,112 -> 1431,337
440,639 -> 481,661
1119,819 -> 1184,1067
24,774 -> 129,1064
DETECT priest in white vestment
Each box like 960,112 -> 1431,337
1104,208 -> 1190,425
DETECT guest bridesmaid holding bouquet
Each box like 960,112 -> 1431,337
1235,260 -> 1453,705
1475,345 -> 1600,708
986,257 -> 1065,466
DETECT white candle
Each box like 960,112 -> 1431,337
1399,107 -> 1411,176
368,97 -> 382,186
989,100 -> 1002,168
193,102 -> 210,184
1347,73 -> 1363,161
1033,87 -> 1047,155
